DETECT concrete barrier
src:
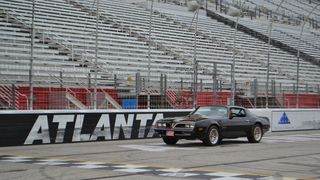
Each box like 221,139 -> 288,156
249,109 -> 320,132
0,109 -> 191,146
1,108 -> 319,146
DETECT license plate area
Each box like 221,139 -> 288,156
166,130 -> 174,137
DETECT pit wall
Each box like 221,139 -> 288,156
249,109 -> 320,132
0,109 -> 191,147
0,109 -> 319,147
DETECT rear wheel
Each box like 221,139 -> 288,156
162,137 -> 178,145
202,126 -> 220,146
247,124 -> 263,143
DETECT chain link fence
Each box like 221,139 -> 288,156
1,75 -> 319,110
0,0 -> 319,110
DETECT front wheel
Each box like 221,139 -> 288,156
162,137 -> 178,145
247,124 -> 263,143
202,126 -> 221,146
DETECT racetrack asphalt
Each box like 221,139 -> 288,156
0,130 -> 319,180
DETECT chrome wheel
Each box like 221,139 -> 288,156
253,126 -> 262,141
209,128 -> 219,144
203,126 -> 221,146
248,124 -> 263,143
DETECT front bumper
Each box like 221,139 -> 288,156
154,128 -> 205,139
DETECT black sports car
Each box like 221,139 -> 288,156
154,106 -> 270,146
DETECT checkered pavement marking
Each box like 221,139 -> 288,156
112,164 -> 152,173
0,156 -> 33,163
0,155 -> 297,180
34,159 -> 70,166
72,162 -> 109,169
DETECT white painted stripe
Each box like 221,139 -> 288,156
73,162 -> 107,165
34,161 -> 69,165
204,172 -> 244,177
34,159 -> 69,165
210,177 -> 248,180
156,168 -> 184,173
112,164 -> 148,168
114,168 -> 151,173
73,164 -> 108,169
160,172 -> 199,177
1,157 -> 32,162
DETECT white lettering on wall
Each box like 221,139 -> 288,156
72,114 -> 90,142
90,114 -> 111,141
24,116 -> 50,145
52,115 -> 74,143
113,114 -> 134,139
136,114 -> 153,138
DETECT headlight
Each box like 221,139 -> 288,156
156,122 -> 166,127
185,124 -> 195,128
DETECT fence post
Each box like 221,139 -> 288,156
135,73 -> 141,95
11,84 -> 16,109
271,80 -> 276,107
318,84 -> 320,108
305,84 -> 308,94
136,73 -> 141,109
114,74 -> 117,90
88,73 -> 91,89
279,82 -> 283,108
213,63 -> 217,105
213,80 -> 217,105
180,77 -> 183,109
29,0 -> 36,110
164,74 -> 167,93
160,74 -> 164,108
253,78 -> 257,108
60,71 -> 63,88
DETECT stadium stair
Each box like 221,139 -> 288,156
66,91 -> 86,109
205,9 -> 320,67
0,85 -> 18,109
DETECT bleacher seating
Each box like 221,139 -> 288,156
0,0 -> 319,109
147,1 -> 320,86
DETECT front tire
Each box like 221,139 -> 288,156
247,124 -> 263,143
162,137 -> 178,145
202,126 -> 221,146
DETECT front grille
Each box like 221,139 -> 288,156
174,124 -> 187,128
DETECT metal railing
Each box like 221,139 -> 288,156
0,0 -> 319,110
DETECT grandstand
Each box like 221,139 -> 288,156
0,0 -> 319,109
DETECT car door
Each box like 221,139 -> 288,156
221,107 -> 250,138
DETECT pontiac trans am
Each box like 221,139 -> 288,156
154,106 -> 270,146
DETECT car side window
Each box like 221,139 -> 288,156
230,108 -> 246,118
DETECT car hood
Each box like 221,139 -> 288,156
159,114 -> 208,123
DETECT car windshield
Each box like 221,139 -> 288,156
192,106 -> 228,118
